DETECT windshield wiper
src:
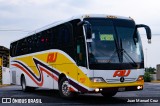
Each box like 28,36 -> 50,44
108,35 -> 138,67
113,19 -> 137,67
123,49 -> 138,67
107,21 -> 138,67
119,38 -> 138,67
112,22 -> 123,63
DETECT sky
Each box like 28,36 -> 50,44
0,0 -> 160,68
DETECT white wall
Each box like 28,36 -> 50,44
2,67 -> 10,84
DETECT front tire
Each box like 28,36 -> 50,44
59,77 -> 76,98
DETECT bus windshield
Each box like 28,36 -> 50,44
84,18 -> 144,70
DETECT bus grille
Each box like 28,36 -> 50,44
106,78 -> 137,83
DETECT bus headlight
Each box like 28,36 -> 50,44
90,77 -> 105,83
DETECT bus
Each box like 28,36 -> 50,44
10,14 -> 151,98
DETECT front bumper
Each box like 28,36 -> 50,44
88,80 -> 144,92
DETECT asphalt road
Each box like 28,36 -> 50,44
0,83 -> 160,106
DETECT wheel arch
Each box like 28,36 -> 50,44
58,73 -> 67,84
20,74 -> 25,85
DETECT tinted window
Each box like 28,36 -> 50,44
10,42 -> 17,57
11,21 -> 78,57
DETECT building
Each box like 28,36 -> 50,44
0,46 -> 9,84
157,64 -> 160,80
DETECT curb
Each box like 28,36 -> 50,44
150,80 -> 160,83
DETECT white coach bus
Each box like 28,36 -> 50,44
10,14 -> 151,98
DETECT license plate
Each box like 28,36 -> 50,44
118,87 -> 125,91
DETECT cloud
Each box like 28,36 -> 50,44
0,0 -> 160,67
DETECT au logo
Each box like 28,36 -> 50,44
113,70 -> 131,77
47,52 -> 57,63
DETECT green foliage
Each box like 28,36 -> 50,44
145,67 -> 156,74
144,67 -> 156,82
144,71 -> 151,82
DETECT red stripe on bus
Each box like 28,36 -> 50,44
39,66 -> 58,81
12,64 -> 44,86
69,87 -> 75,92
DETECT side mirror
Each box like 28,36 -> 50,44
136,24 -> 152,43
78,21 -> 92,39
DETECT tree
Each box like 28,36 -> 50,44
145,67 -> 156,74
144,67 -> 156,82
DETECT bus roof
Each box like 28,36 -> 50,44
11,14 -> 133,44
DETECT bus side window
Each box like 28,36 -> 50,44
76,37 -> 87,67
13,42 -> 18,56
77,45 -> 82,61
46,30 -> 52,49
50,28 -> 57,49
63,23 -> 73,46
36,33 -> 42,51
42,30 -> 52,50
31,34 -> 37,53
40,33 -> 45,51
22,38 -> 28,54
10,44 -> 13,57
10,42 -> 17,57
16,40 -> 23,56
57,25 -> 64,48
57,23 -> 73,46
63,28 -> 70,44
69,19 -> 87,66
27,37 -> 33,53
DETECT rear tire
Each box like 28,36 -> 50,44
21,76 -> 35,92
21,76 -> 28,92
59,77 -> 76,98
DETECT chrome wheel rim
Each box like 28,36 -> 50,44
62,80 -> 70,96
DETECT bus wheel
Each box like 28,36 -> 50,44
59,77 -> 75,98
21,76 -> 36,92
101,91 -> 117,97
21,76 -> 27,92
